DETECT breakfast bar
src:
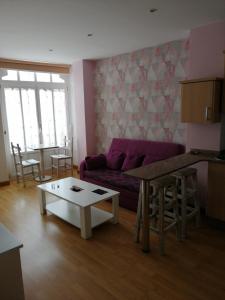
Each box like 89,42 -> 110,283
125,150 -> 218,252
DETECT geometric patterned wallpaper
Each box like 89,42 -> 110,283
94,39 -> 189,153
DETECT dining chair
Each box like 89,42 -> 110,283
11,142 -> 41,187
50,136 -> 73,177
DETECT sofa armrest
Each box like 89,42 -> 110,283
79,154 -> 107,179
79,160 -> 87,180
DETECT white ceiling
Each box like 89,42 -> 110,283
0,0 -> 224,64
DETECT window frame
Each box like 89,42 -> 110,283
0,69 -> 70,153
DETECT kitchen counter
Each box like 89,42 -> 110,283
125,149 -> 222,252
0,224 -> 25,300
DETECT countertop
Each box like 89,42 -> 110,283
125,150 -> 222,181
0,224 -> 23,255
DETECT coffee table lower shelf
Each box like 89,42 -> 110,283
46,199 -> 114,229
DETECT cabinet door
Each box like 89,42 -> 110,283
181,81 -> 214,123
208,162 -> 225,221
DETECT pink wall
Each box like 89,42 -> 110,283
83,60 -> 96,156
94,40 -> 188,153
187,20 -> 225,204
187,21 -> 225,152
189,21 -> 225,79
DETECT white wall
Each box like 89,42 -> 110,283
70,61 -> 87,165
0,107 -> 9,182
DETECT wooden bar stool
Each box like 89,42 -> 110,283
172,168 -> 200,239
135,176 -> 181,255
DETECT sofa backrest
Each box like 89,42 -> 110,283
107,138 -> 185,165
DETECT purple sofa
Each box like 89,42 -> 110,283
80,138 -> 185,212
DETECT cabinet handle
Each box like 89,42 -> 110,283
205,107 -> 210,121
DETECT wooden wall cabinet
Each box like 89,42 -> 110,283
180,78 -> 223,123
207,161 -> 225,222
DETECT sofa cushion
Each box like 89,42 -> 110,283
142,154 -> 166,166
106,151 -> 126,170
85,154 -> 106,170
84,169 -> 140,192
121,154 -> 144,171
109,138 -> 185,161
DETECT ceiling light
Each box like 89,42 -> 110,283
149,8 -> 158,13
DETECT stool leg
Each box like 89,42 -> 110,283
32,166 -> 35,179
21,166 -> 25,188
192,173 -> 200,228
51,158 -> 54,176
158,188 -> 165,256
195,199 -> 201,228
57,160 -> 59,177
38,164 -> 42,183
15,165 -> 20,183
151,186 -> 158,228
181,176 -> 187,239
173,187 -> 181,241
62,159 -> 65,173
135,183 -> 142,243
71,158 -> 73,176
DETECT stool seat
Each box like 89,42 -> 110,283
151,176 -> 176,191
151,176 -> 177,211
173,167 -> 197,178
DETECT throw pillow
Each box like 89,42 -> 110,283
85,154 -> 106,170
121,154 -> 144,171
106,151 -> 126,170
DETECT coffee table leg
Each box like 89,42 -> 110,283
111,194 -> 119,224
80,207 -> 92,239
39,190 -> 47,215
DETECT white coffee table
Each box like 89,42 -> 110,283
37,177 -> 119,239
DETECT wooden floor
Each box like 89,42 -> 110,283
0,175 -> 225,300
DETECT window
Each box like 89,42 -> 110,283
36,72 -> 51,82
19,71 -> 35,82
1,70 -> 69,152
2,70 -> 18,81
4,88 -> 25,149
